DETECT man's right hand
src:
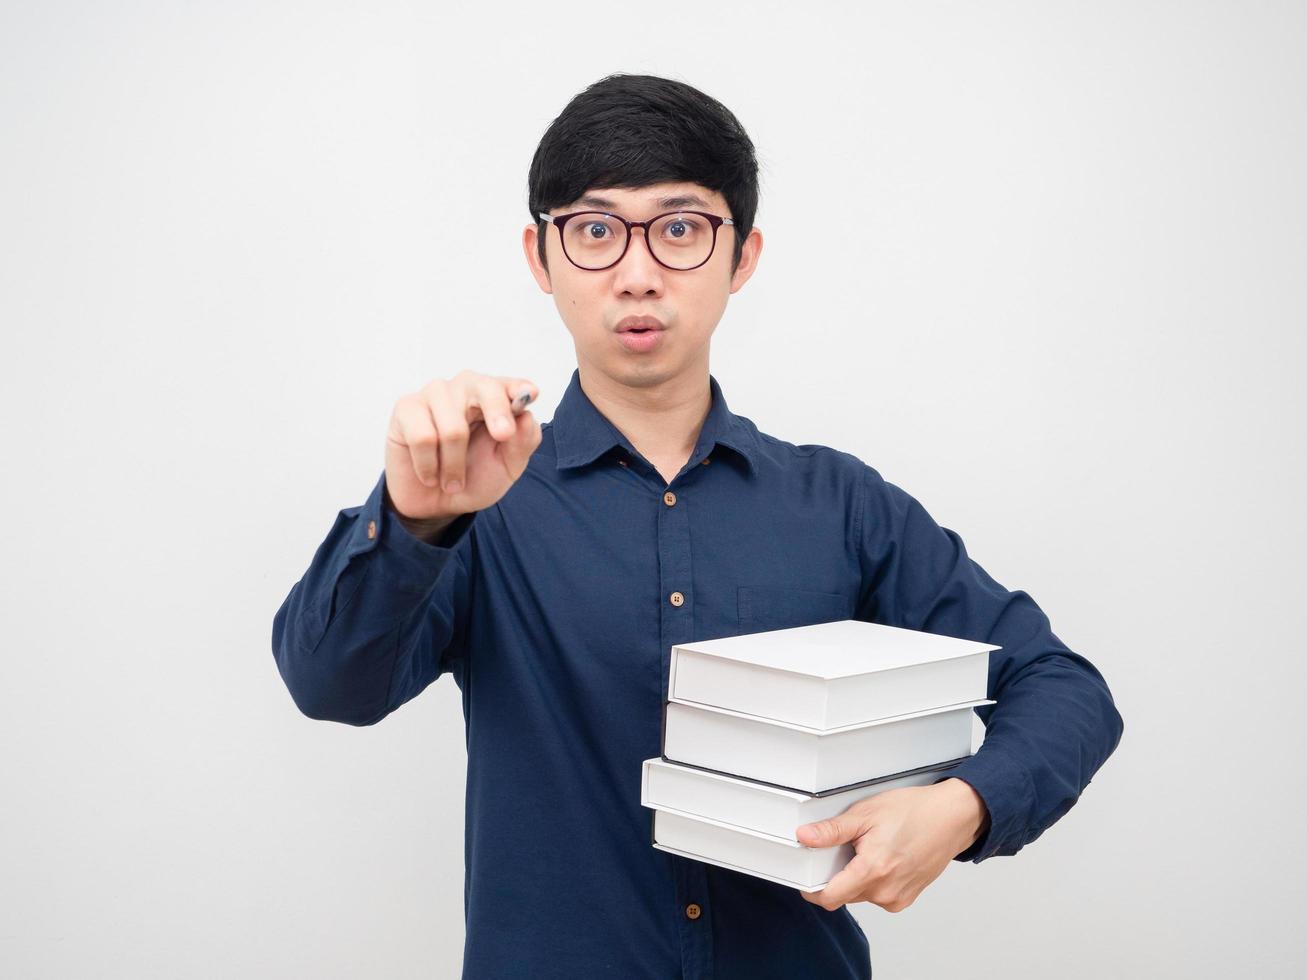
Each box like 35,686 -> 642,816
385,370 -> 542,523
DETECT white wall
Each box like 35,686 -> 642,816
2,1 -> 1303,977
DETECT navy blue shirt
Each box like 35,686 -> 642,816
272,368 -> 1123,979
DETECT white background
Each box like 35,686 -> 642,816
2,1 -> 1304,977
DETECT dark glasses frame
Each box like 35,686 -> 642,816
538,209 -> 735,271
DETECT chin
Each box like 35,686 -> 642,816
603,357 -> 666,386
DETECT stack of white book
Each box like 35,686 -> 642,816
642,618 -> 999,891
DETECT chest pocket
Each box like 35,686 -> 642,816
737,585 -> 850,633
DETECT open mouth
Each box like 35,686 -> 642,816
616,315 -> 666,334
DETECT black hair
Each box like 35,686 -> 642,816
527,73 -> 759,276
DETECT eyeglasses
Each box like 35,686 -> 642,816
538,209 -> 734,271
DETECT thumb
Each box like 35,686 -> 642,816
796,814 -> 861,847
498,409 -> 541,477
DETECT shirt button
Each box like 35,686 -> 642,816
367,520 -> 377,539
685,903 -> 702,920
670,591 -> 685,607
618,458 -> 628,466
663,491 -> 677,506
701,457 -> 710,465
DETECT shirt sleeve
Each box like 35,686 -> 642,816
853,463 -> 1124,862
271,469 -> 478,726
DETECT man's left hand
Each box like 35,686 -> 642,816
796,777 -> 990,913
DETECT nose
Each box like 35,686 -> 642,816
612,226 -> 664,296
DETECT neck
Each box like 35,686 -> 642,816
576,360 -> 712,466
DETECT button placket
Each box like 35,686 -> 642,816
673,859 -> 713,977
650,464 -> 710,976
656,453 -> 695,700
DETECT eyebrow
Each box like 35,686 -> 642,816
574,193 -> 713,211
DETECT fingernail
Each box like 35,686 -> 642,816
493,415 -> 510,431
444,480 -> 462,493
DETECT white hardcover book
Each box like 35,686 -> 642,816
667,619 -> 998,730
651,808 -> 849,892
661,696 -> 991,794
641,755 -> 966,841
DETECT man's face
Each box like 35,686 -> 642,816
523,181 -> 762,390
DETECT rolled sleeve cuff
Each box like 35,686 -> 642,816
934,747 -> 1036,863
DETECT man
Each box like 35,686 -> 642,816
272,73 -> 1123,979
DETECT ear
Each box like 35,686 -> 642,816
728,226 -> 763,294
523,222 -> 553,295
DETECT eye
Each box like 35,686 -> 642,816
656,214 -> 703,245
585,222 -> 609,239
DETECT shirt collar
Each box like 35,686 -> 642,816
551,368 -> 760,478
